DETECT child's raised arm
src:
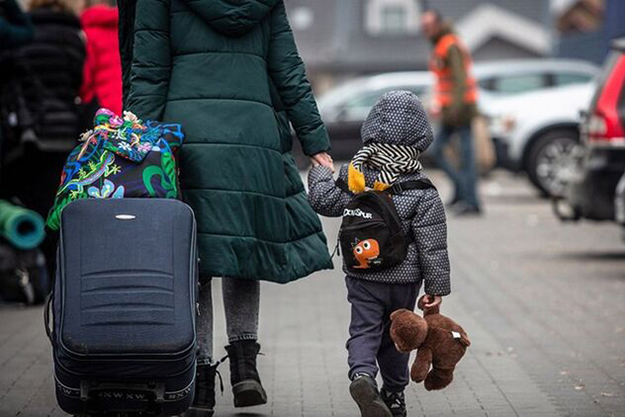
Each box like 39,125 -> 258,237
308,164 -> 352,217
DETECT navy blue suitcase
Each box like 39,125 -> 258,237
45,199 -> 198,416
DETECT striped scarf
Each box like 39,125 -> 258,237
347,143 -> 422,193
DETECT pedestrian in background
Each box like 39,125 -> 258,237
0,0 -> 33,166
122,1 -> 334,416
0,0 -> 33,49
80,0 -> 122,114
0,0 -> 85,275
422,9 -> 482,216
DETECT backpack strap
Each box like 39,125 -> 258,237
335,177 -> 436,195
335,178 -> 352,194
386,179 -> 437,194
385,178 -> 436,194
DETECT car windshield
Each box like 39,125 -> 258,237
476,65 -> 597,96
553,73 -> 594,87
489,73 -> 547,94
320,83 -> 430,121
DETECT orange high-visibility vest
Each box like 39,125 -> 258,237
429,33 -> 477,108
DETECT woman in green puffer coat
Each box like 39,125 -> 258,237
122,1 -> 334,415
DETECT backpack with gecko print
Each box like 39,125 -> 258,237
336,178 -> 436,272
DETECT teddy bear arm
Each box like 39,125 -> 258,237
458,329 -> 471,347
411,347 -> 432,383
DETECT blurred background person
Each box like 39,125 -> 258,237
421,9 -> 481,216
0,0 -> 33,157
80,0 -> 122,114
0,0 -> 85,275
0,0 -> 33,51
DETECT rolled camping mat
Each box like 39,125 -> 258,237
0,200 -> 45,250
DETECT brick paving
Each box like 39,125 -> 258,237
1,171 -> 624,416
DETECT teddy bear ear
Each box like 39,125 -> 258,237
390,309 -> 408,321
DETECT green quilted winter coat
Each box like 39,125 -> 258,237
124,0 -> 333,283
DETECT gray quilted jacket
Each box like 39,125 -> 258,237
308,91 -> 451,295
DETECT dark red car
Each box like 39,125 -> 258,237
555,38 -> 625,221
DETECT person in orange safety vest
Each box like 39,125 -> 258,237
422,9 -> 482,215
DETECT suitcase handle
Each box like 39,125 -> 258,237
43,292 -> 54,346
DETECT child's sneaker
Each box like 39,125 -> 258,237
381,389 -> 407,417
349,373 -> 393,417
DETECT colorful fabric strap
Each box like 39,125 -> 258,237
347,142 -> 422,193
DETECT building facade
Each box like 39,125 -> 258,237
286,0 -> 552,92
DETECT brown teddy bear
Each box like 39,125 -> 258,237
390,297 -> 470,390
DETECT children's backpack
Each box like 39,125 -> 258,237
336,178 -> 436,272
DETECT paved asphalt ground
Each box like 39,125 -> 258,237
1,170 -> 624,417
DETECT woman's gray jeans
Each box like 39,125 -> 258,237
196,277 -> 260,365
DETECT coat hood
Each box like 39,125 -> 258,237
360,90 -> 434,151
183,0 -> 278,37
81,5 -> 118,29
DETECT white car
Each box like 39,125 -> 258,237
307,60 -> 599,195
485,82 -> 596,197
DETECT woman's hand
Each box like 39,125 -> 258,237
310,152 -> 335,172
420,294 -> 442,309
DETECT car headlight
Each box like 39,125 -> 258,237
488,114 -> 517,137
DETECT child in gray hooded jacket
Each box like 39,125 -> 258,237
308,91 -> 451,417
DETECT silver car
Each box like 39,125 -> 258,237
311,59 -> 598,195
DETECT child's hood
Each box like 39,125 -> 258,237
360,90 -> 434,152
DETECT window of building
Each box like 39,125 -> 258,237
366,0 -> 421,36
381,6 -> 408,34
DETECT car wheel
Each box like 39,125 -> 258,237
526,129 -> 583,197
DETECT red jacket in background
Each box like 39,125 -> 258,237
80,5 -> 122,115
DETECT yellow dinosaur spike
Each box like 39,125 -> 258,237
348,163 -> 366,193
373,181 -> 390,191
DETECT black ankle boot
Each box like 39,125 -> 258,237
225,340 -> 267,408
184,364 -> 216,416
